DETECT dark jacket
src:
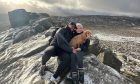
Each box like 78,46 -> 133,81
80,39 -> 90,52
50,27 -> 75,53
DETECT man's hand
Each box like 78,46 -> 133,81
76,48 -> 81,52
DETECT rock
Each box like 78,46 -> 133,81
103,48 -> 122,72
13,29 -> 31,44
89,36 -> 104,55
28,12 -> 50,25
2,33 -> 13,42
29,12 -> 40,20
28,54 -> 135,84
8,9 -> 30,28
8,17 -> 53,44
32,18 -> 52,33
83,54 -> 135,84
1,29 -> 14,42
0,40 -> 12,52
45,27 -> 60,37
12,17 -> 53,44
22,38 -> 50,58
0,28 -> 135,84
32,24 -> 44,33
39,13 -> 50,18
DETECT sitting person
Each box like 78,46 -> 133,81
70,23 -> 90,84
49,23 -> 90,84
39,22 -> 77,76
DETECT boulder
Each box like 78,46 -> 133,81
103,48 -> 122,72
29,12 -> 40,20
89,36 -> 104,55
45,27 -> 60,37
32,18 -> 52,33
8,9 -> 30,28
13,29 -> 31,44
83,54 -> 135,84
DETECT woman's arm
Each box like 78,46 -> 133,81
80,39 -> 90,52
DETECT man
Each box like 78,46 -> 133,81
51,23 -> 90,84
39,22 -> 77,77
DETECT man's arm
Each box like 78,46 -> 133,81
55,30 -> 73,53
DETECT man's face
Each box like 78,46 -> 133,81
68,24 -> 75,31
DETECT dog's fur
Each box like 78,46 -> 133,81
70,30 -> 92,48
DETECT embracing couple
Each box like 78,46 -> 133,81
40,22 -> 91,84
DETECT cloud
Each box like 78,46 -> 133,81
0,0 -> 140,17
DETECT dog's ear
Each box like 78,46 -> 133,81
85,31 -> 89,37
85,30 -> 92,38
82,31 -> 87,39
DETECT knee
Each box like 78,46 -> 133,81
42,51 -> 52,60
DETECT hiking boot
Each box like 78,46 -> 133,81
78,68 -> 84,84
39,65 -> 47,76
71,72 -> 79,84
48,76 -> 58,84
66,72 -> 72,80
48,81 -> 56,84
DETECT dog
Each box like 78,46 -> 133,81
70,30 -> 92,48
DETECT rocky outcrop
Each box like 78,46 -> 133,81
89,36 -> 104,55
0,26 -> 135,84
12,17 -> 53,44
89,37 -> 122,73
12,18 -> 52,43
33,54 -> 135,84
83,54 -> 134,84
0,30 -> 135,84
0,27 -> 135,84
31,18 -> 52,33
103,48 -> 122,72
8,9 -> 30,28
8,9 -> 51,29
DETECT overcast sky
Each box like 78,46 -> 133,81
0,0 -> 140,17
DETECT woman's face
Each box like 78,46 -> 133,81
76,25 -> 84,33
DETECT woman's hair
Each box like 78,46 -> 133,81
76,23 -> 83,29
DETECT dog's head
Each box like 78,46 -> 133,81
83,30 -> 92,39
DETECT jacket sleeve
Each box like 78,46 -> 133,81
80,39 -> 90,52
55,30 -> 73,53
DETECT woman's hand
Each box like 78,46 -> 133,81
76,48 -> 81,51
72,47 -> 77,53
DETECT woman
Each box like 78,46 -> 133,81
70,23 -> 90,84
49,23 -> 90,84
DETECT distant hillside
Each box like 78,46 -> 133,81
0,14 -> 10,32
51,15 -> 140,27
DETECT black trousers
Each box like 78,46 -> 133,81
53,51 -> 85,78
42,45 -> 71,79
42,45 -> 62,65
71,52 -> 84,72
53,53 -> 71,78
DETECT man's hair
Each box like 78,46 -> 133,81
69,22 -> 76,28
69,22 -> 76,26
76,23 -> 83,29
